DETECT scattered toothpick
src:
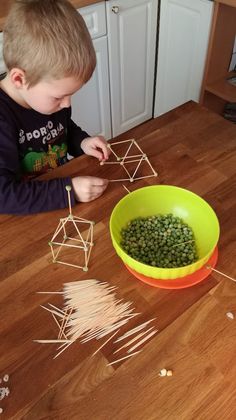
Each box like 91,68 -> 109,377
114,326 -> 155,354
114,318 -> 156,343
206,266 -> 236,283
107,350 -> 142,366
122,184 -> 131,194
127,329 -> 158,353
92,330 -> 119,357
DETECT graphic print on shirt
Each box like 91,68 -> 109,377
21,144 -> 68,174
19,119 -> 68,177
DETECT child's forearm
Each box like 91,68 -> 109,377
0,173 -> 75,215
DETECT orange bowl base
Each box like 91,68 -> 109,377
125,247 -> 218,289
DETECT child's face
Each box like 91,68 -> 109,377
20,76 -> 84,114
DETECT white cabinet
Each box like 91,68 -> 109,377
73,0 -> 158,139
154,0 -> 213,117
71,33 -> 112,139
71,2 -> 112,139
106,0 -> 158,136
0,32 -> 6,75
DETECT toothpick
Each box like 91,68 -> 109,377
146,158 -> 158,176
37,291 -> 64,295
114,326 -> 155,354
50,218 -> 68,242
48,303 -> 65,315
206,266 -> 236,283
92,330 -> 119,357
40,305 -> 65,319
65,185 -> 72,216
131,155 -> 145,178
121,154 -> 143,159
52,260 -> 85,269
54,340 -> 75,359
122,184 -> 131,194
121,158 -> 143,164
34,339 -> 72,344
114,318 -> 156,343
108,139 -> 134,146
172,240 -> 195,248
127,329 -> 158,353
58,307 -> 69,339
58,306 -> 74,339
109,178 -> 132,182
107,350 -> 141,366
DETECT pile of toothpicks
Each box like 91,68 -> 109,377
36,279 -> 158,365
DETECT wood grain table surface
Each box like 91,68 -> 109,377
0,102 -> 236,419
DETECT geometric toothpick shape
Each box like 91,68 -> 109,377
100,138 -> 158,182
48,186 -> 95,271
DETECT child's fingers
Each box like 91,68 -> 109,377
90,177 -> 109,189
99,142 -> 110,160
93,137 -> 110,160
71,176 -> 108,202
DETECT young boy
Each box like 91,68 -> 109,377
0,0 -> 110,215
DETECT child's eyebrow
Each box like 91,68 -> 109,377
55,91 -> 75,98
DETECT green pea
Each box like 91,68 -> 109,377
120,213 -> 198,269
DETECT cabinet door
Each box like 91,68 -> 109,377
71,36 -> 112,140
0,32 -> 6,75
107,0 -> 158,137
154,0 -> 213,117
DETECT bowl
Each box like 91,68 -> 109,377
109,185 -> 220,279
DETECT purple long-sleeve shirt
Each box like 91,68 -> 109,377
0,87 -> 89,215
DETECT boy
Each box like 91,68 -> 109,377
0,0 -> 110,215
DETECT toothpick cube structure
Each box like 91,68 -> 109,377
100,138 -> 158,182
48,186 -> 95,271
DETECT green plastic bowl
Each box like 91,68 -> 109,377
109,185 -> 220,279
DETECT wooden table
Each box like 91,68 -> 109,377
1,102 -> 236,419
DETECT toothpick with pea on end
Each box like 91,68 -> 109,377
65,185 -> 72,217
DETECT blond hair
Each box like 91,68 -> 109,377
3,0 -> 96,87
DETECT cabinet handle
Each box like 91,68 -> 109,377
112,6 -> 119,14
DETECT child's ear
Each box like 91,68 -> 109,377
9,68 -> 27,89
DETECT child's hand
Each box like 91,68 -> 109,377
71,176 -> 108,202
80,136 -> 110,162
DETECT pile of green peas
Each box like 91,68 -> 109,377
120,214 -> 198,268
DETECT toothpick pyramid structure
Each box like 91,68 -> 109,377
48,186 -> 95,271
100,138 -> 158,182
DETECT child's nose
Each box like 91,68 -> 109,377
60,96 -> 71,108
